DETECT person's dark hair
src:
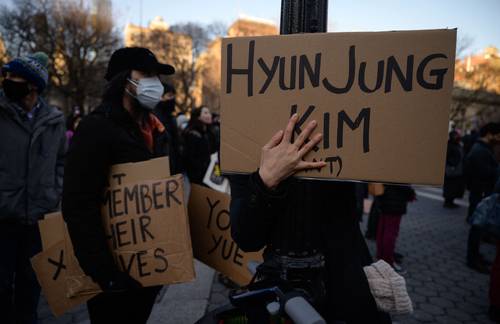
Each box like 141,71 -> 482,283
102,70 -> 130,104
66,115 -> 82,132
163,83 -> 176,95
449,130 -> 459,142
480,122 -> 500,137
186,107 -> 206,132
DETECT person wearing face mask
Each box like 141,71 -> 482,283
62,47 -> 175,324
182,106 -> 217,185
465,122 -> 500,274
0,52 -> 66,324
154,83 -> 184,175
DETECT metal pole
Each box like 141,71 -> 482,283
280,0 -> 328,35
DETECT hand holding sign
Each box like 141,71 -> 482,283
259,113 -> 326,189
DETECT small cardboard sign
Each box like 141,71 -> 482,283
188,184 -> 263,286
38,212 -> 65,250
31,232 -> 98,317
220,29 -> 457,185
35,211 -> 100,315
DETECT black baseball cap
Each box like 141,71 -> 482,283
104,47 -> 175,81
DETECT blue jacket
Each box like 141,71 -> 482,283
0,91 -> 66,224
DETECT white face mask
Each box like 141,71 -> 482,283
127,76 -> 163,110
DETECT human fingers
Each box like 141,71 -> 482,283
294,120 -> 318,148
263,130 -> 284,149
296,160 -> 327,171
298,133 -> 323,157
283,113 -> 298,143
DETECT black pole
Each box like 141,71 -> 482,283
280,0 -> 328,35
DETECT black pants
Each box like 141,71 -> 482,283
87,285 -> 161,324
365,197 -> 381,238
0,222 -> 42,324
467,190 -> 488,263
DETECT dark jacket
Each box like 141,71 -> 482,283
230,173 -> 391,323
0,91 -> 66,225
183,127 -> 216,184
443,141 -> 465,199
154,101 -> 183,174
379,185 -> 415,215
62,102 -> 169,284
465,140 -> 498,195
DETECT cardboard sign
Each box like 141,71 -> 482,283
32,223 -> 99,317
101,175 -> 195,287
107,156 -> 170,185
32,242 -> 95,316
39,212 -> 66,250
188,184 -> 263,286
221,29 -> 457,185
66,157 -> 194,295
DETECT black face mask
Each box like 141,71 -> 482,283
2,79 -> 31,101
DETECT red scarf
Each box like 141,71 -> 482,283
139,114 -> 165,152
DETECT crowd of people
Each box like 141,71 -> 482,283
0,47 -> 499,324
0,49 -> 222,324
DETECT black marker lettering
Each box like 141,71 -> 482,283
152,181 -> 164,210
115,220 -> 130,247
139,215 -> 154,243
112,173 -> 126,186
154,248 -> 168,273
337,108 -> 371,153
290,104 -> 319,151
226,41 -> 254,96
221,240 -> 234,260
47,250 -> 66,281
278,56 -> 297,90
216,209 -> 231,231
359,60 -> 384,93
385,55 -> 414,92
206,198 -> 220,229
233,247 -> 244,266
165,179 -> 181,207
322,45 -> 356,94
417,53 -> 448,90
258,56 -> 280,94
208,235 -> 222,254
137,251 -> 151,277
118,253 -> 135,274
299,53 -> 321,89
124,185 -> 139,214
112,188 -> 123,217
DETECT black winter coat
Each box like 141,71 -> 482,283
443,141 -> 465,199
465,140 -> 498,195
62,102 -> 170,285
230,173 -> 391,324
183,128 -> 216,184
379,185 -> 415,215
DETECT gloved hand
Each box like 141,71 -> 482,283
95,271 -> 142,292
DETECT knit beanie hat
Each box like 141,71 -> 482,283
2,52 -> 49,92
363,260 -> 414,315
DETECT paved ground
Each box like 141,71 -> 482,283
38,261 -> 215,324
39,187 -> 497,323
206,187 -> 497,324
